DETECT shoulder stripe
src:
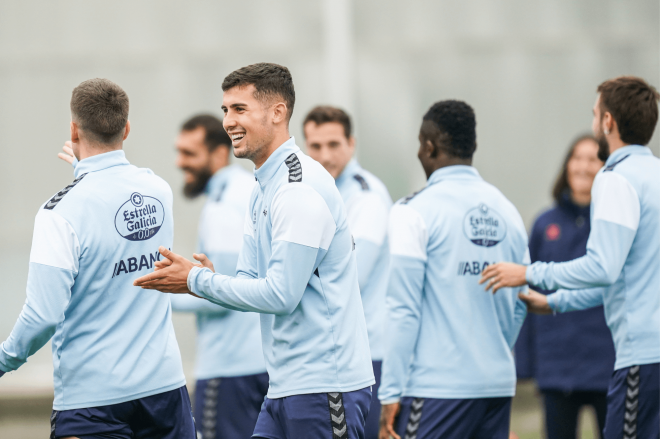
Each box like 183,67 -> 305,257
353,174 -> 369,190
44,173 -> 87,210
401,188 -> 425,205
285,153 -> 302,183
604,154 -> 630,172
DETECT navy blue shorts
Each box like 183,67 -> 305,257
194,372 -> 269,439
252,387 -> 372,439
603,362 -> 659,439
364,361 -> 382,439
50,386 -> 196,439
395,396 -> 512,439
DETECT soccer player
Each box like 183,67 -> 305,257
481,76 -> 660,439
303,105 -> 392,439
135,63 -> 375,439
515,135 -> 614,439
0,79 -> 195,439
378,100 -> 529,439
172,114 -> 267,439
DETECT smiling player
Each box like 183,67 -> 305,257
135,63 -> 375,439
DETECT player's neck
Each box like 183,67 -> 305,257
607,135 -> 629,156
77,141 -> 122,161
253,129 -> 291,169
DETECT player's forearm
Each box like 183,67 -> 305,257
189,241 -> 318,315
526,220 -> 635,290
547,287 -> 605,313
0,264 -> 73,371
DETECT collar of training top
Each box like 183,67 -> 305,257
427,164 -> 480,187
254,137 -> 299,187
74,149 -> 130,178
605,144 -> 650,168
335,158 -> 361,187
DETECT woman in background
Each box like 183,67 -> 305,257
515,135 -> 615,439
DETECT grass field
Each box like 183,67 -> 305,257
0,381 -> 599,438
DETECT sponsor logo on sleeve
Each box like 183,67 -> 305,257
463,204 -> 507,247
114,192 -> 165,241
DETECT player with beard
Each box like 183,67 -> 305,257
303,105 -> 392,439
481,76 -> 660,439
135,63 -> 374,439
172,115 -> 267,439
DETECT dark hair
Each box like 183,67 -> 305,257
302,106 -> 352,138
597,76 -> 659,146
181,114 -> 231,151
421,100 -> 476,159
552,134 -> 599,204
71,78 -> 129,144
222,63 -> 295,121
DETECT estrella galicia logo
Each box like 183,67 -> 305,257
463,203 -> 507,247
114,192 -> 165,241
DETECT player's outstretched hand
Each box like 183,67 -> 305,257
379,402 -> 401,439
479,262 -> 527,294
134,246 -> 194,294
57,141 -> 76,165
518,289 -> 552,315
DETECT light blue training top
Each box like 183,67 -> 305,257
170,164 -> 266,380
335,159 -> 392,361
529,145 -> 660,370
187,138 -> 375,398
0,151 -> 185,410
379,165 -> 529,403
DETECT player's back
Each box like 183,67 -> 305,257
391,165 -> 528,398
41,150 -> 185,410
595,145 -> 660,369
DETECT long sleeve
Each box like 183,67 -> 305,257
526,172 -> 639,290
346,192 -> 389,291
188,183 -> 334,315
0,210 -> 78,373
378,204 -> 428,403
548,287 -> 605,313
496,249 -> 530,350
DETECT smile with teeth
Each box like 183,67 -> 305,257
230,133 -> 245,142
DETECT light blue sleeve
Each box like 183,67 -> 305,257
355,239 -> 382,290
0,263 -> 73,373
497,249 -> 530,349
170,252 -> 238,314
378,255 -> 425,403
547,287 -> 605,313
236,234 -> 259,280
188,240 -> 319,315
526,220 -> 635,291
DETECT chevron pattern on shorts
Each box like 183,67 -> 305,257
285,153 -> 302,183
623,365 -> 640,439
201,378 -> 221,439
328,392 -> 348,439
404,398 -> 425,439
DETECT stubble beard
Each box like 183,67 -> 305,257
183,166 -> 213,199
595,123 -> 610,163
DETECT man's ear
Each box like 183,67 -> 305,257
71,120 -> 80,143
122,120 -> 131,141
425,138 -> 437,157
348,135 -> 356,151
271,102 -> 288,125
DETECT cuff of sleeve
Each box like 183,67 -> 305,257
525,265 -> 534,284
187,266 -> 202,295
547,292 -> 563,313
380,397 -> 401,405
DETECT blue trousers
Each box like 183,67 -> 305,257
395,396 -> 512,439
542,389 -> 607,439
252,387 -> 372,439
364,361 -> 382,439
603,362 -> 659,439
194,372 -> 269,439
50,386 -> 196,439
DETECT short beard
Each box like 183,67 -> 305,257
183,167 -> 213,199
595,129 -> 610,162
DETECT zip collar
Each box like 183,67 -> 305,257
254,137 -> 299,189
75,150 -> 130,179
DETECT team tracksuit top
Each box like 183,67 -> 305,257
0,150 -> 186,410
379,165 -> 529,403
170,164 -> 266,380
529,145 -> 660,371
335,159 -> 392,361
187,137 -> 375,398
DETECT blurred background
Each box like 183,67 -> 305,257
0,0 -> 658,437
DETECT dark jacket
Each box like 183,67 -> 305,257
515,195 -> 616,392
